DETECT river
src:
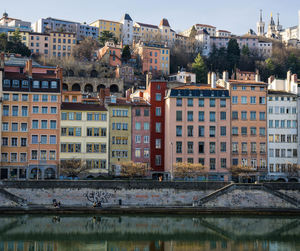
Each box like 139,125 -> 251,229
0,214 -> 300,250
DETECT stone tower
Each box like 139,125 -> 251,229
120,13 -> 133,45
276,13 -> 283,31
267,12 -> 276,38
256,9 -> 265,36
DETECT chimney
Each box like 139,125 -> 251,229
139,91 -> 143,98
146,72 -> 152,88
125,89 -> 132,101
286,70 -> 291,92
222,71 -> 228,82
207,72 -> 211,85
27,59 -> 32,78
268,75 -> 275,85
211,72 -> 216,88
255,71 -> 260,82
99,88 -> 105,103
292,74 -> 297,83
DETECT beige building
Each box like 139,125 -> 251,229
60,103 -> 109,175
28,32 -> 50,57
49,32 -> 77,58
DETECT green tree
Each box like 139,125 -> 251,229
0,33 -> 8,51
99,30 -> 118,47
227,38 -> 240,74
121,45 -> 131,62
241,45 -> 250,56
189,25 -> 197,38
10,28 -> 21,43
192,53 -> 207,83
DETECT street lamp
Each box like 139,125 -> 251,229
37,140 -> 41,181
170,142 -> 173,181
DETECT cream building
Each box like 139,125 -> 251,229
60,103 -> 109,175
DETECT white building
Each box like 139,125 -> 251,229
267,90 -> 298,182
182,24 -> 217,37
32,17 -> 98,40
195,30 -> 210,56
120,13 -> 133,45
168,69 -> 196,83
0,12 -> 31,33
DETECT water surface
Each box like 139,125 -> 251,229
0,214 -> 300,250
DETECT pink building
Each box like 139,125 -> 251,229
29,32 -> 50,57
98,41 -> 122,67
130,94 -> 151,166
165,84 -> 231,181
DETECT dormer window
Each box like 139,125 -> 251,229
12,80 -> 19,88
22,80 -> 29,88
42,81 -> 49,88
3,79 -> 10,87
51,81 -> 58,89
33,80 -> 40,88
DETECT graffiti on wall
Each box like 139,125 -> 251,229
84,191 -> 113,204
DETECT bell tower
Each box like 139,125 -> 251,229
256,9 -> 265,36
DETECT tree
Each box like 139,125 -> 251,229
0,31 -> 31,57
191,53 -> 207,83
189,25 -> 197,38
72,37 -> 99,61
60,159 -> 91,178
227,38 -> 240,74
99,30 -> 118,47
10,28 -> 22,43
241,45 -> 250,56
173,162 -> 206,179
229,165 -> 258,183
0,33 -> 8,52
120,161 -> 149,178
121,45 -> 131,62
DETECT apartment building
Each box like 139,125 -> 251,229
90,19 -> 122,40
28,32 -> 50,57
60,103 -> 109,175
165,84 -> 231,181
0,56 -> 61,180
49,31 -> 77,58
98,41 -> 122,67
267,90 -> 298,182
229,79 -> 268,178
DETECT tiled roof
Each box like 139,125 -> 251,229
229,80 -> 266,85
195,24 -> 216,28
159,18 -> 170,27
268,90 -> 297,96
217,30 -> 231,33
136,22 -> 159,29
174,84 -> 224,90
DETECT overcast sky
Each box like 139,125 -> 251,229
3,0 -> 300,35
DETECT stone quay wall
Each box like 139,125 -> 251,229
0,181 -> 300,211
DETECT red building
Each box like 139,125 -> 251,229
144,80 -> 167,179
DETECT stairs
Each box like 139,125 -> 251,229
263,185 -> 299,207
0,188 -> 28,206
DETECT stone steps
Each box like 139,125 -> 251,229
0,188 -> 28,206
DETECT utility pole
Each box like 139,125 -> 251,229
170,142 -> 173,181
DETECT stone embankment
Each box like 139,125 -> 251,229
0,181 -> 300,214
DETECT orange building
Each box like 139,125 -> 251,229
98,41 -> 122,67
0,55 -> 62,180
229,79 -> 268,177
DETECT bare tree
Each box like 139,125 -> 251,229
229,165 -> 258,182
60,159 -> 91,178
120,161 -> 149,178
173,162 -> 207,179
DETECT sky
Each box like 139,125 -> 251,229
3,0 -> 300,35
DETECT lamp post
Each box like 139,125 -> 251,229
37,140 -> 41,181
170,142 -> 173,181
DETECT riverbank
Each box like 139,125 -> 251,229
1,181 -> 300,214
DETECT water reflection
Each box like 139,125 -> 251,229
0,215 -> 300,251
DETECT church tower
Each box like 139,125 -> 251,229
256,9 -> 265,36
267,12 -> 276,38
276,13 -> 283,31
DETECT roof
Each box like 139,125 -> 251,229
197,30 -> 209,35
195,24 -> 216,28
45,17 -> 79,24
159,18 -> 170,27
4,72 -> 59,80
229,80 -> 266,85
217,30 -> 231,33
122,13 -> 132,21
4,55 -> 55,69
107,97 -> 133,106
174,84 -> 225,90
268,90 -> 297,96
168,85 -> 229,98
135,22 -> 159,29
61,102 -> 107,111
91,19 -> 120,25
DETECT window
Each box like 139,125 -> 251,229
11,153 -> 17,162
32,120 -> 39,129
199,98 -> 204,107
155,155 -> 161,166
232,96 -> 238,104
198,126 -> 205,137
250,96 -> 256,104
210,112 -> 216,122
33,106 -> 39,114
176,126 -> 182,136
220,126 -> 226,136
11,137 -> 18,146
210,98 -> 215,107
13,94 -> 19,101
241,111 -> 247,120
144,109 -> 149,116
51,95 -> 57,102
259,127 -> 265,136
50,135 -> 56,144
33,81 -> 39,88
250,127 -> 256,135
176,111 -> 182,121
135,109 -> 141,116
209,142 -> 216,153
12,106 -> 18,116
232,111 -> 238,120
21,123 -> 27,132
187,125 -> 193,137
259,97 -> 265,104
221,142 -> 226,152
251,142 -> 257,153
155,122 -> 161,133
155,107 -> 161,116
42,95 -> 48,102
250,111 -> 256,120
241,96 -> 247,104
187,111 -> 193,121
2,137 -> 8,146
220,99 -> 226,107
209,126 -> 215,137
241,127 -> 247,135
220,112 -> 226,120
187,142 -> 193,154
155,139 -> 161,149
221,158 -> 227,168
187,98 -> 193,106
20,153 -> 27,162
176,98 -> 182,106
155,93 -> 161,101
11,123 -> 18,132
232,142 -> 238,153
42,107 -> 48,114
2,122 -> 8,131
41,120 -> 47,129
3,93 -> 9,101
232,127 -> 238,135
259,112 -> 265,120
135,122 -> 141,130
210,158 -> 216,170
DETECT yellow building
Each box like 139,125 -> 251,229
7,30 -> 30,47
90,19 -> 122,41
60,103 -> 109,175
49,32 -> 77,58
107,97 -> 132,173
